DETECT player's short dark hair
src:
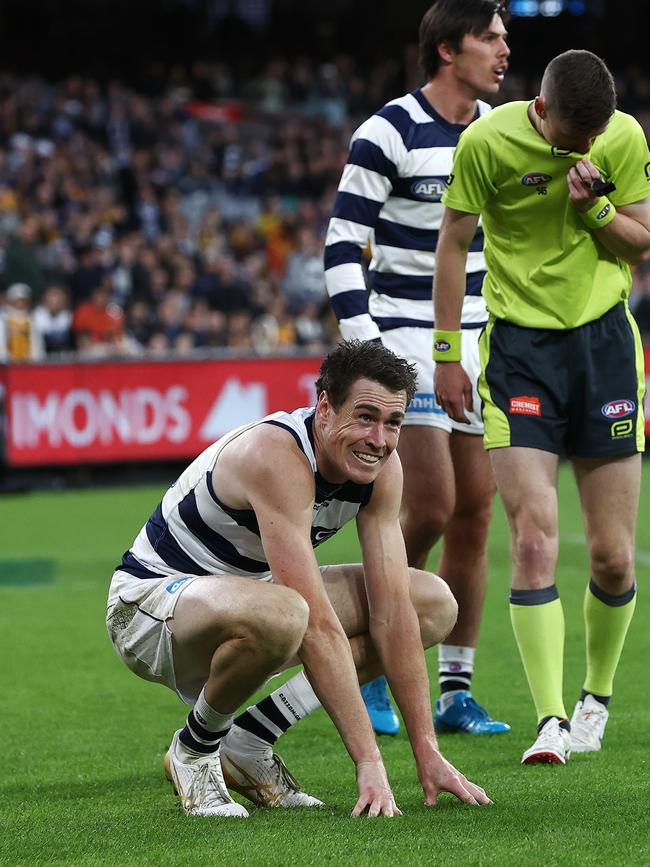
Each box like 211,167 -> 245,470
315,340 -> 417,410
419,0 -> 508,80
542,50 -> 616,131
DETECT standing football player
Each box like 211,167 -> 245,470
434,49 -> 649,764
324,0 -> 511,736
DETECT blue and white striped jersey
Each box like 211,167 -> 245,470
324,89 -> 490,339
118,407 -> 374,581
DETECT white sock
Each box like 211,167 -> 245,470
438,644 -> 476,712
227,671 -> 321,755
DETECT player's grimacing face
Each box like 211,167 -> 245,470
452,13 -> 510,95
317,378 -> 406,484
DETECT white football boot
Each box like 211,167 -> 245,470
521,717 -> 571,765
570,694 -> 609,753
163,730 -> 249,817
220,729 -> 323,808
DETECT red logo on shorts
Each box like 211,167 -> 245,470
509,396 -> 541,416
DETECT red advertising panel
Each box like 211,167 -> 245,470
3,356 -> 322,467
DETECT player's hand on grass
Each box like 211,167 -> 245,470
567,158 -> 602,212
352,760 -> 402,818
434,361 -> 473,424
418,749 -> 492,807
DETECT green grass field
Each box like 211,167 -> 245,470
1,463 -> 650,866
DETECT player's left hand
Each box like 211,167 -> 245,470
567,158 -> 603,212
417,747 -> 492,807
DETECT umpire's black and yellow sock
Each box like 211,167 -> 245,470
582,577 -> 636,700
510,585 -> 567,723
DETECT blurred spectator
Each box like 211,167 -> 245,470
0,59 -> 642,363
32,285 -> 74,355
281,227 -> 327,312
3,218 -> 46,302
0,282 -> 44,362
73,283 -> 126,356
124,299 -> 157,349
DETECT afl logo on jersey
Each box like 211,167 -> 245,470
601,399 -> 635,419
521,172 -> 552,186
411,178 -> 446,200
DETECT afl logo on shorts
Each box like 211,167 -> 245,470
521,172 -> 552,186
601,399 -> 635,419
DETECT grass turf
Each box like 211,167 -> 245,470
1,463 -> 650,866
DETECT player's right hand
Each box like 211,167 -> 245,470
434,361 -> 473,423
352,760 -> 402,818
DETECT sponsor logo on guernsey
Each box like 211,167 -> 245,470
597,204 -> 611,220
434,339 -> 451,353
509,396 -> 542,416
602,399 -> 635,419
611,419 -> 634,439
411,178 -> 446,200
166,576 -> 191,594
551,147 -> 573,158
521,172 -> 552,186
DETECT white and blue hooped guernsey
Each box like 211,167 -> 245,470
324,88 -> 490,339
117,407 -> 374,581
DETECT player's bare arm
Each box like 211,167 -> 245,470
567,161 -> 650,264
433,207 -> 480,423
357,453 -> 491,807
217,425 -> 400,817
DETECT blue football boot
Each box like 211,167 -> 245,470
361,676 -> 400,735
434,691 -> 511,735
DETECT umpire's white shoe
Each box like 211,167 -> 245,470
521,717 -> 571,765
164,730 -> 249,817
220,740 -> 323,808
570,695 -> 609,753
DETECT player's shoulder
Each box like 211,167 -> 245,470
465,100 -> 527,136
601,109 -> 647,145
354,91 -> 430,142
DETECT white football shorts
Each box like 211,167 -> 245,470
106,568 -> 291,705
380,326 -> 484,434
106,570 -> 204,705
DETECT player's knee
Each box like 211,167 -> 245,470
409,568 -> 458,649
449,499 -> 493,548
255,586 -> 309,662
512,523 -> 557,576
403,490 -> 454,540
589,543 -> 635,587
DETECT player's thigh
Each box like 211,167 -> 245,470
318,563 -> 449,637
398,425 -> 454,515
569,302 -> 646,458
449,429 -> 495,518
490,446 -> 559,531
479,318 -> 569,453
572,453 -> 642,555
170,574 -> 303,649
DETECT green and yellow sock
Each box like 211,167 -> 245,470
510,585 -> 566,723
583,578 -> 636,698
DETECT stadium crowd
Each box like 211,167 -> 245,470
0,56 -> 649,363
